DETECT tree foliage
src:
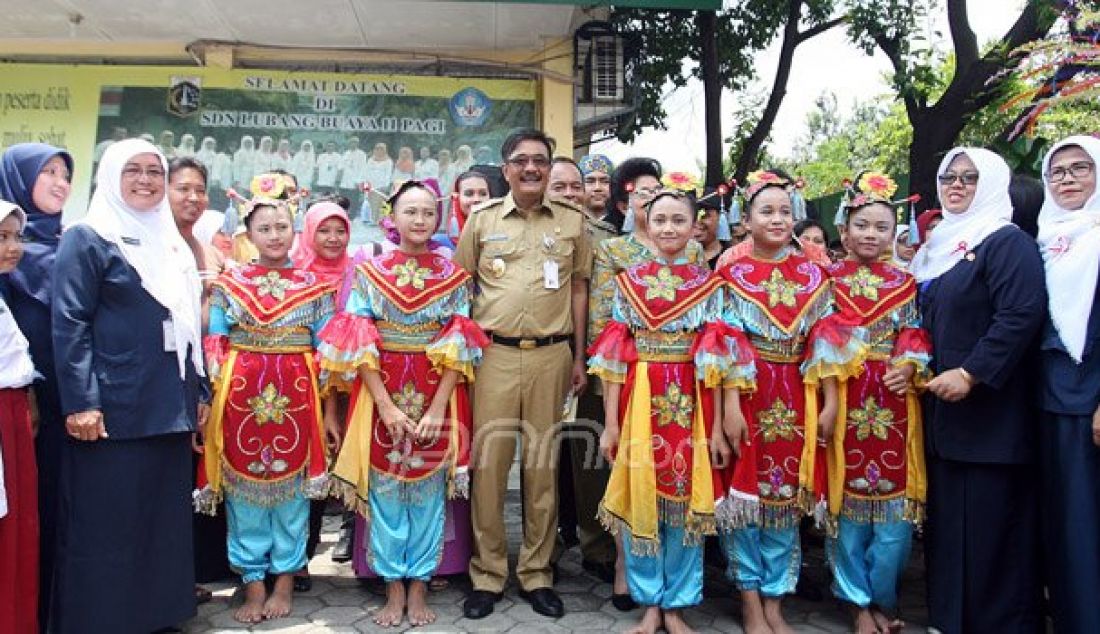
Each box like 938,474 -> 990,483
610,1 -> 841,183
793,42 -> 1100,201
844,0 -> 1058,208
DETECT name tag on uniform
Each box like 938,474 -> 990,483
543,260 -> 560,289
163,320 -> 177,352
122,236 -> 141,245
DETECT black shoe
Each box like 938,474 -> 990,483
581,559 -> 615,584
518,587 -> 565,618
463,590 -> 503,619
331,528 -> 353,563
611,593 -> 637,611
293,572 -> 312,592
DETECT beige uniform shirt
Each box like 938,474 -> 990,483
454,193 -> 592,338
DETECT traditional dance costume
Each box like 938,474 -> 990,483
319,250 -> 486,582
196,264 -> 334,584
589,260 -> 733,609
824,260 -> 930,612
718,250 -> 863,597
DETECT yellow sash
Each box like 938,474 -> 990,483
599,361 -> 715,555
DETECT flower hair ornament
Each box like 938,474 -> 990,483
240,196 -> 291,223
661,171 -> 703,194
835,170 -> 922,245
742,170 -> 807,222
250,173 -> 292,200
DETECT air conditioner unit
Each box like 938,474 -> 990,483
591,35 -> 624,102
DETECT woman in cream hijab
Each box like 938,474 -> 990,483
49,138 -> 207,633
1035,134 -> 1100,634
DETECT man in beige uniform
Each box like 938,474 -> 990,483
547,157 -> 617,583
455,130 -> 591,620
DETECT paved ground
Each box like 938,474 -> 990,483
182,490 -> 930,633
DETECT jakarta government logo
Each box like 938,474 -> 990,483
449,87 -> 492,127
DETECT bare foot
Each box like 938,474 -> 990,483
871,607 -> 904,633
262,573 -> 294,620
762,596 -> 794,634
662,608 -> 696,634
740,590 -> 773,634
853,606 -> 881,634
407,580 -> 436,626
373,580 -> 406,628
624,606 -> 662,634
234,580 -> 266,624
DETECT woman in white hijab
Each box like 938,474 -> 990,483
291,140 -> 316,191
49,138 -> 208,633
914,146 -> 1047,634
1035,134 -> 1100,634
177,133 -> 197,158
233,135 -> 257,190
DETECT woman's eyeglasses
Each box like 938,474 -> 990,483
121,165 -> 166,180
1047,161 -> 1095,183
937,171 -> 979,186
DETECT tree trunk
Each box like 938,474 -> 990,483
733,1 -> 803,183
907,111 -> 967,212
698,10 -> 724,186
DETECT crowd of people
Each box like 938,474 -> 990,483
94,128 -> 493,213
0,127 -> 1096,634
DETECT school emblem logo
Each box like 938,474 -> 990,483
167,76 -> 201,118
449,87 -> 492,127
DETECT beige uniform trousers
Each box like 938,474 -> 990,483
468,340 -> 572,592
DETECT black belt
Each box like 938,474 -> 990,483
490,333 -> 571,350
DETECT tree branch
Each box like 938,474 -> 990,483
797,15 -> 845,44
987,0 -> 1049,59
872,32 -> 920,121
934,0 -> 1054,117
947,0 -> 979,70
733,0 -> 804,181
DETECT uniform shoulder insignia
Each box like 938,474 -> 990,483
471,197 -> 504,214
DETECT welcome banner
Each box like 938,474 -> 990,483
0,63 -> 537,217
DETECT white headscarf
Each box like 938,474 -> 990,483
1038,135 -> 1100,363
0,200 -> 27,230
891,225 -> 912,269
81,139 -> 204,378
909,147 -> 1013,282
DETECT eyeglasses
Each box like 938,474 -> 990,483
121,165 -> 166,180
1047,161 -> 1095,183
505,155 -> 551,169
937,171 -> 979,186
631,186 -> 662,198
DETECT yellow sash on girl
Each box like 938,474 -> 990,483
826,384 -> 927,533
330,380 -> 465,518
202,350 -> 326,500
599,361 -> 715,556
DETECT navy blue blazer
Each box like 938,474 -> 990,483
919,225 -> 1047,464
1039,273 -> 1100,416
51,225 -> 206,439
